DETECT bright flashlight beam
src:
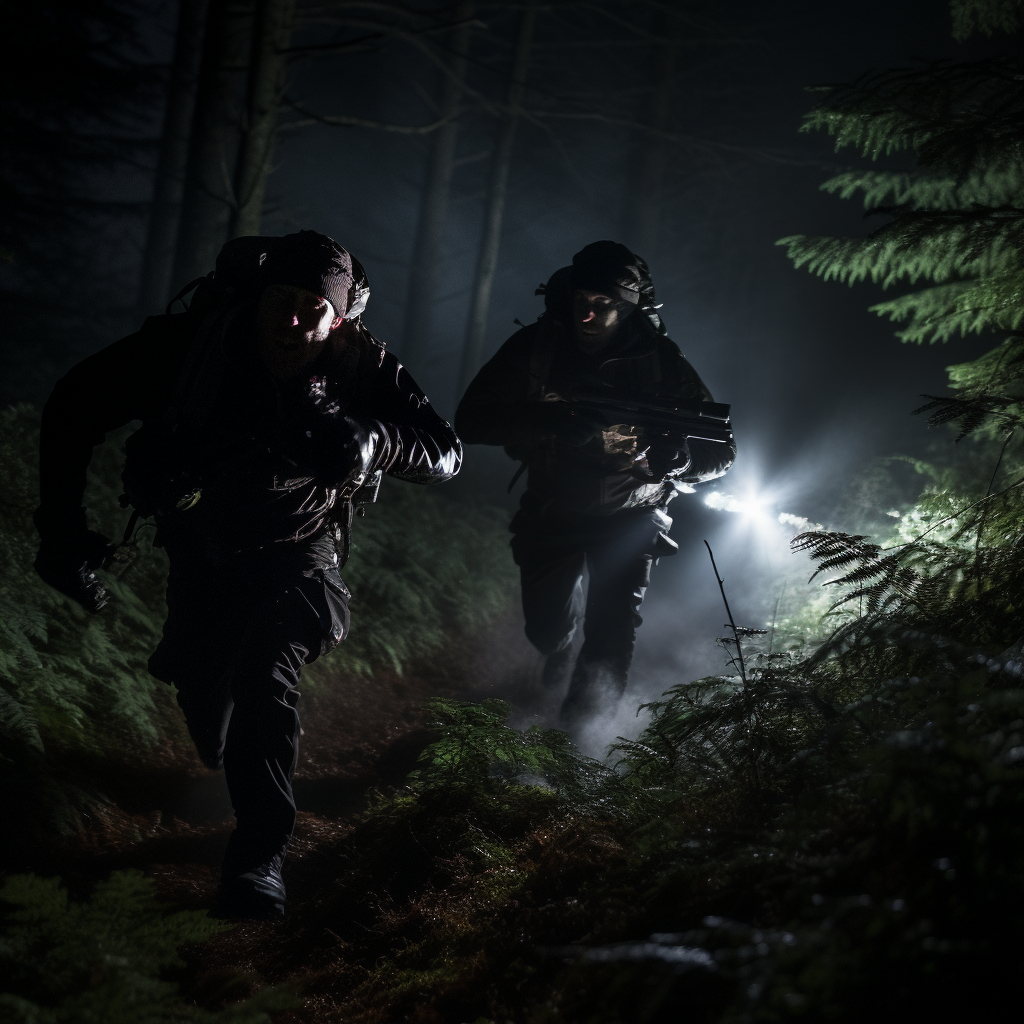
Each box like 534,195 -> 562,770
704,491 -> 822,532
704,490 -> 768,516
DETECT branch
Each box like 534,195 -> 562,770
287,12 -> 484,54
283,97 -> 456,134
295,16 -> 498,114
704,540 -> 749,688
528,109 -> 813,164
283,31 -> 386,56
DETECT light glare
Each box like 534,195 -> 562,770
705,492 -> 822,532
704,490 -> 770,518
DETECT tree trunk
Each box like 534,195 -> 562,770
399,0 -> 474,364
624,10 -> 680,263
457,0 -> 537,399
171,0 -> 249,291
136,0 -> 209,317
230,0 -> 296,239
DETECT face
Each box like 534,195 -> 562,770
256,284 -> 343,378
572,289 -> 627,354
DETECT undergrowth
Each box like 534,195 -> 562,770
0,870 -> 296,1023
0,404 -> 516,842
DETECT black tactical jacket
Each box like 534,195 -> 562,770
455,312 -> 734,516
38,308 -> 462,563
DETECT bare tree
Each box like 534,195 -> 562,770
171,0 -> 251,289
457,0 -> 537,398
231,0 -> 297,238
137,0 -> 209,317
399,0 -> 475,363
163,0 -> 457,293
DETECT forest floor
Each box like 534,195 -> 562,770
15,615 -> 548,1021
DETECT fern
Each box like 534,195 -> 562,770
950,0 -> 1024,39
410,697 -> 612,804
0,870 -> 297,1022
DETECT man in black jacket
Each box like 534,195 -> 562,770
34,230 -> 462,918
455,241 -> 734,731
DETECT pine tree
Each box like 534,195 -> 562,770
777,6 -> 1024,634
777,58 -> 1023,349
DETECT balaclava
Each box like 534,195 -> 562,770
257,230 -> 370,320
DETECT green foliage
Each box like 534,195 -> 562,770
327,481 -> 517,676
409,697 -> 613,803
777,58 -> 1024,345
950,0 -> 1023,39
0,403 -> 516,838
0,406 -> 175,835
0,870 -> 296,1023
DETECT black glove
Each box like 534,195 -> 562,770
523,404 -> 610,447
645,440 -> 691,481
33,511 -> 113,613
298,412 -> 376,487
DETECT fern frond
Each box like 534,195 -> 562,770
950,0 -> 1024,40
914,393 -> 1019,439
0,687 -> 43,755
791,532 -> 882,582
802,59 -> 1024,173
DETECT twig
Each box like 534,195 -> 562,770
704,540 -> 747,688
975,427 -> 1016,570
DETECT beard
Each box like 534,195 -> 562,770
257,324 -> 331,379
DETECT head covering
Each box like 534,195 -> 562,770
570,240 -> 643,305
257,229 -> 370,320
538,241 -> 666,336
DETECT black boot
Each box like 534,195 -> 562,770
215,839 -> 288,920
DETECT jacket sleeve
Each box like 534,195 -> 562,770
37,316 -> 187,533
365,351 -> 462,483
454,326 -> 540,446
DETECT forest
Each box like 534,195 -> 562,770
1,0 -> 1023,1020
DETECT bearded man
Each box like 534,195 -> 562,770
34,230 -> 461,918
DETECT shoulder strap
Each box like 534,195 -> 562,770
507,320 -> 560,493
172,302 -> 248,433
527,318 -> 560,401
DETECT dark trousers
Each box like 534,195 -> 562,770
149,547 -> 350,876
510,502 -> 671,723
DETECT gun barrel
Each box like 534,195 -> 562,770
566,392 -> 733,443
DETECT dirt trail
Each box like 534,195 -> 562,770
24,616 -> 539,966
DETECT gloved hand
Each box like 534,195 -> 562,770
645,440 -> 691,481
299,412 -> 376,487
524,403 -> 610,447
33,515 -> 113,613
333,414 -> 376,488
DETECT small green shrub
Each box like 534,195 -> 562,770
0,870 -> 296,1023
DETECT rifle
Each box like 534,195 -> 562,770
559,386 -> 733,447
